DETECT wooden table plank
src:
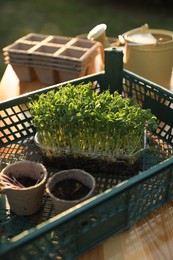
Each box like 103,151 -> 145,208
0,64 -> 47,102
79,201 -> 173,260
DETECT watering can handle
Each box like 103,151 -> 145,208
118,24 -> 149,45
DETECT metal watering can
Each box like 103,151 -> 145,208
88,23 -> 173,89
119,24 -> 173,89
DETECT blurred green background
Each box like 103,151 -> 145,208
0,0 -> 172,78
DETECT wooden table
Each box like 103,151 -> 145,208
0,64 -> 48,101
79,202 -> 173,260
1,65 -> 173,260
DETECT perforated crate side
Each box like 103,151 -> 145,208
122,69 -> 173,146
1,48 -> 173,259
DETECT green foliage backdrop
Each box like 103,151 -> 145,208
0,0 -> 172,78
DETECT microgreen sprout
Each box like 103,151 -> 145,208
29,82 -> 158,162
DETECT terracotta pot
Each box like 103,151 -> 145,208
0,160 -> 48,216
46,169 -> 96,214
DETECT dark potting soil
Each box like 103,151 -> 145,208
43,155 -> 141,177
51,178 -> 90,200
16,176 -> 38,187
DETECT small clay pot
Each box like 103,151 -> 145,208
46,169 -> 96,214
0,160 -> 48,216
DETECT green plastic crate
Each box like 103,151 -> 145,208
0,48 -> 173,259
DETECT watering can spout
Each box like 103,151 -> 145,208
87,23 -> 111,48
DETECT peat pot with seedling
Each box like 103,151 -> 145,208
0,160 -> 48,216
30,82 -> 158,175
46,169 -> 96,214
